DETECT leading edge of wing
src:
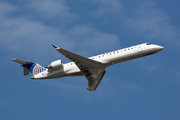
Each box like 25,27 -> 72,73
52,44 -> 102,68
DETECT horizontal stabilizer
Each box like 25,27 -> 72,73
12,59 -> 33,65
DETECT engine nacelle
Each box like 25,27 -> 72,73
46,60 -> 63,70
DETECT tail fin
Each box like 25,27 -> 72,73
12,59 -> 47,76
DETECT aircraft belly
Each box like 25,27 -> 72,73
65,69 -> 83,77
32,71 -> 65,79
46,73 -> 66,79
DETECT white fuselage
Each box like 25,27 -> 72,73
33,43 -> 163,79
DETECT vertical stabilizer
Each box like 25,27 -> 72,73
23,67 -> 30,76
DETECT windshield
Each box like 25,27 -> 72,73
146,43 -> 152,45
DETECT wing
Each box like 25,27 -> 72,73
54,48 -> 102,69
86,68 -> 106,91
52,44 -> 106,91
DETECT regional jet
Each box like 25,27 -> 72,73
12,43 -> 164,92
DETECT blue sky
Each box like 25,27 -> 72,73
1,0 -> 180,120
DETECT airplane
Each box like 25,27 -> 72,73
12,43 -> 164,92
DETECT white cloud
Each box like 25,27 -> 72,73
0,1 -> 16,15
89,0 -> 122,20
0,1 -> 73,56
0,1 -> 120,65
123,1 -> 180,43
24,0 -> 78,26
0,15 -> 66,54
65,25 -> 120,55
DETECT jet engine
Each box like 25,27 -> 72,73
46,60 -> 63,70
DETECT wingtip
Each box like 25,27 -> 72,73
86,87 -> 89,92
12,59 -> 16,61
52,44 -> 59,49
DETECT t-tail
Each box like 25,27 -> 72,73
12,59 -> 47,77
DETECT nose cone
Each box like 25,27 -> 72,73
155,45 -> 164,51
158,45 -> 164,50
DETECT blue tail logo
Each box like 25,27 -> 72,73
31,63 -> 46,75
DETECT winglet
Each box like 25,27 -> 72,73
52,44 -> 59,49
86,87 -> 89,92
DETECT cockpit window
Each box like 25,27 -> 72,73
146,43 -> 152,45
